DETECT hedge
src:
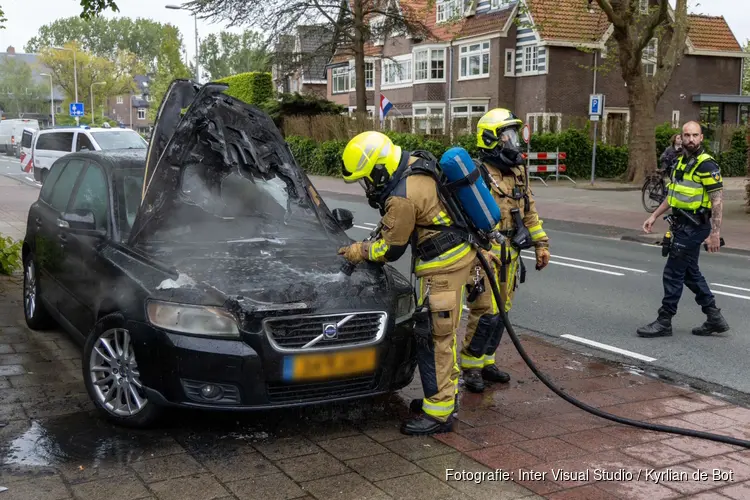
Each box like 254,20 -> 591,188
287,124 -> 748,179
216,72 -> 274,107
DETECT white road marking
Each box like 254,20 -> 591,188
712,283 -> 750,293
641,243 -> 656,247
560,334 -> 657,362
520,250 -> 647,273
361,222 -> 378,228
520,255 -> 624,276
353,224 -> 374,231
711,290 -> 750,301
24,176 -> 34,183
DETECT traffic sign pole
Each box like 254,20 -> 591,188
588,94 -> 604,185
522,123 -> 531,188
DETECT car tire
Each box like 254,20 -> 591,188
23,254 -> 55,330
83,313 -> 162,428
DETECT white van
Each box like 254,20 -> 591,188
31,126 -> 148,182
19,128 -> 36,174
0,119 -> 40,156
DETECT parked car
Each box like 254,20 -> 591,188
30,126 -> 147,183
21,81 -> 418,428
0,118 -> 40,156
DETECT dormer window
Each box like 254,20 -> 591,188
436,0 -> 461,23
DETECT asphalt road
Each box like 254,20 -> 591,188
325,192 -> 750,396
0,154 -> 41,188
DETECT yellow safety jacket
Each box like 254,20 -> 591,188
667,152 -> 723,211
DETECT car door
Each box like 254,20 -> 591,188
34,131 -> 75,175
75,131 -> 96,153
31,158 -> 86,314
56,160 -> 111,336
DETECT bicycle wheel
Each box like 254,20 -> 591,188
642,176 -> 665,213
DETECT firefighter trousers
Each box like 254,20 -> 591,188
414,266 -> 468,422
461,244 -> 521,370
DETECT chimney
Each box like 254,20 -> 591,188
6,46 -> 15,55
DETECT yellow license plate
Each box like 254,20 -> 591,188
283,348 -> 377,381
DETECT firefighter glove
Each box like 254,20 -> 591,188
338,243 -> 367,264
480,249 -> 502,268
535,246 -> 550,271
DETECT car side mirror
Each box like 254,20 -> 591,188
332,208 -> 354,230
58,210 -> 106,238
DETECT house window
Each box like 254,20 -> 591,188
639,0 -> 649,14
491,0 -> 511,8
451,102 -> 488,134
137,108 -> 146,120
526,113 -> 562,135
350,61 -> 375,90
642,38 -> 657,77
504,49 -> 515,76
672,110 -> 681,129
436,0 -> 461,23
383,57 -> 412,86
413,48 -> 446,82
413,104 -> 445,135
603,109 -> 630,146
112,108 -> 116,115
116,96 -> 123,104
370,15 -> 385,46
523,45 -> 539,73
459,41 -> 491,79
332,66 -> 349,93
739,105 -> 750,126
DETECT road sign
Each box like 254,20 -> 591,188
69,102 -> 85,117
589,94 -> 604,117
522,123 -> 531,144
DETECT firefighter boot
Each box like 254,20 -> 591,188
400,414 -> 454,436
692,306 -> 730,336
637,312 -> 673,338
482,365 -> 511,383
410,397 -> 459,416
463,369 -> 485,393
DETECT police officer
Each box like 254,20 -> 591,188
638,121 -> 729,338
337,131 -> 497,435
460,109 -> 550,392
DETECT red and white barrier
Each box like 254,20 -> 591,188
523,150 -> 575,186
522,152 -> 567,160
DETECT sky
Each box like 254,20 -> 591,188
1,0 -> 748,67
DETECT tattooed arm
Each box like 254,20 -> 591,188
706,190 -> 723,252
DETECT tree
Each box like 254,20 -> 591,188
187,0 -> 434,114
38,42 -> 141,112
199,31 -> 271,80
26,17 -> 185,73
743,40 -> 750,96
148,27 -> 192,121
0,57 -> 47,118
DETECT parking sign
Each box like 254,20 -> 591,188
589,94 -> 604,117
69,102 -> 85,117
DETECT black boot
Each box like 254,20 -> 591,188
692,307 -> 730,336
637,313 -> 673,338
400,414 -> 454,436
482,365 -> 511,383
463,369 -> 485,393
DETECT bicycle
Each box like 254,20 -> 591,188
642,168 -> 670,213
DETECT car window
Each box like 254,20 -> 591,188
47,159 -> 86,213
90,131 -> 147,150
69,164 -> 109,231
114,169 -> 145,239
76,133 -> 96,152
36,132 -> 74,152
21,130 -> 34,148
39,160 -> 67,203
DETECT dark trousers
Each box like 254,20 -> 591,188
659,222 -> 715,318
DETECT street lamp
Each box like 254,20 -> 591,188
39,73 -> 55,127
91,82 -> 106,125
52,46 -> 79,124
166,4 -> 200,83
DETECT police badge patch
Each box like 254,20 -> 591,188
711,170 -> 721,182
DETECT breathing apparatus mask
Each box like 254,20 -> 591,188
480,126 -> 525,171
354,164 -> 390,210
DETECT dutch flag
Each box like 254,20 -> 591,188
380,94 -> 393,121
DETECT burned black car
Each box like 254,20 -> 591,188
21,81 -> 417,427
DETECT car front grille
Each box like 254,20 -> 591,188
264,312 -> 386,351
266,375 -> 377,404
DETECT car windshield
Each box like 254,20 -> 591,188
114,168 -> 146,240
91,131 -> 147,150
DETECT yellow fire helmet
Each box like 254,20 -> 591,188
341,131 -> 402,184
476,108 -> 523,150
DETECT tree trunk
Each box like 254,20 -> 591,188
745,128 -> 750,213
624,79 -> 657,184
353,0 -> 367,114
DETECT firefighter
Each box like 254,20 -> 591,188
460,108 -> 550,393
337,131 -> 497,435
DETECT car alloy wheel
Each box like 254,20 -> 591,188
89,328 -> 148,417
24,260 -> 37,319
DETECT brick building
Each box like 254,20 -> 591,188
273,26 -> 333,98
326,0 -> 747,148
105,75 -> 155,134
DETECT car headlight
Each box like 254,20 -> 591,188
395,294 -> 416,324
146,300 -> 240,338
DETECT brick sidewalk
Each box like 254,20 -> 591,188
0,176 -> 38,241
2,274 -> 750,499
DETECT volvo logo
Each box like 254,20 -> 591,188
322,323 -> 338,340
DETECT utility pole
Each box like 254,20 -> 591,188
91,82 -> 105,125
40,73 -> 55,127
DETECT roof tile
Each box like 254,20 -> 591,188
687,15 -> 741,52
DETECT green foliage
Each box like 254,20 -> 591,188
717,127 -> 749,177
217,72 -> 274,107
261,92 -> 346,129
53,114 -> 118,127
148,28 -> 192,122
655,122 -> 680,156
199,31 -> 271,80
0,234 -> 21,275
0,56 -> 47,118
78,0 -> 120,20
